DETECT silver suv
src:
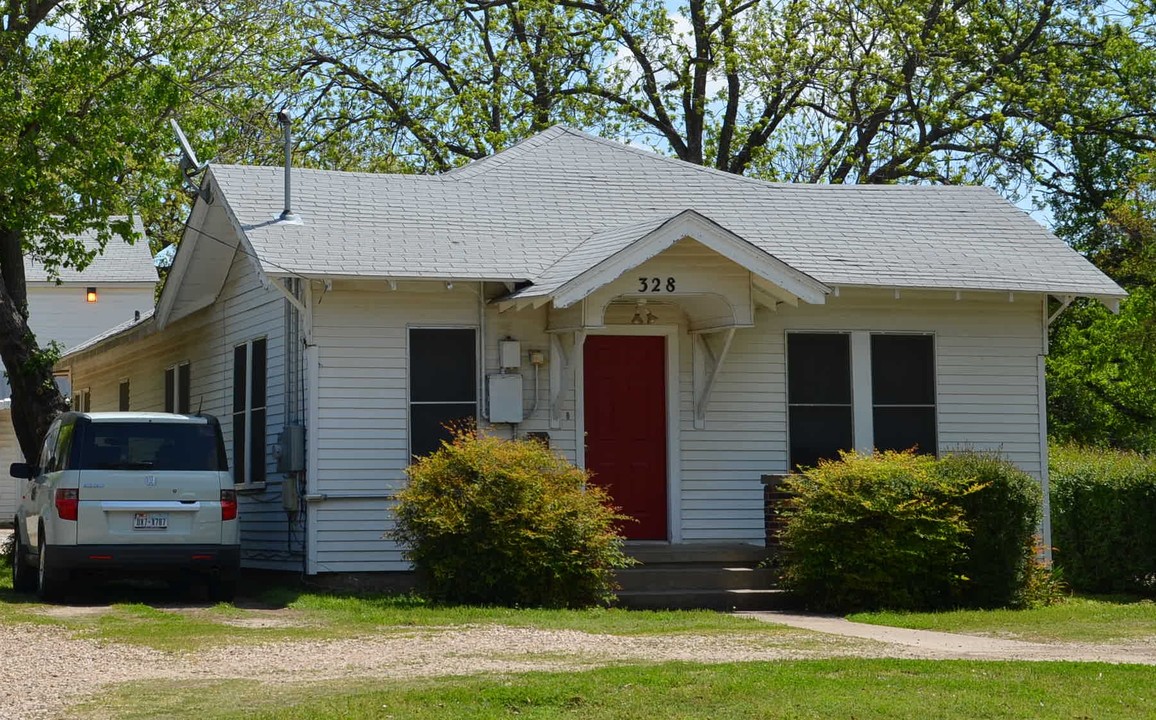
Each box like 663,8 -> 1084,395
9,412 -> 240,601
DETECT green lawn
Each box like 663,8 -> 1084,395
77,659 -> 1156,720
850,596 -> 1156,643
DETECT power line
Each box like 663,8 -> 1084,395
178,213 -> 311,282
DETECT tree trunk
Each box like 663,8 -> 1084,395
0,227 -> 67,464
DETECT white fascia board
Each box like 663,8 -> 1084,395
155,190 -> 212,330
220,200 -> 271,297
552,210 -> 829,309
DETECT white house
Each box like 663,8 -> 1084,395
0,221 -> 157,520
55,127 -> 1125,575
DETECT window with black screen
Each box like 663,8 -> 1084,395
409,328 -> 477,458
787,333 -> 853,470
871,334 -> 936,455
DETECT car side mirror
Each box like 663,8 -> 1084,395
10,462 -> 38,479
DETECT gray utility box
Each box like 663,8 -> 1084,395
487,373 -> 524,423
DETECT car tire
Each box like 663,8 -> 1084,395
207,573 -> 237,603
11,530 -> 37,594
36,536 -> 67,602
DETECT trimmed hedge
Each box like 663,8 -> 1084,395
781,450 -> 1042,612
939,452 -> 1042,608
1050,445 -> 1156,596
392,430 -> 633,608
780,451 -> 972,612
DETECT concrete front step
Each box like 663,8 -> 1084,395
615,566 -> 777,592
614,588 -> 791,612
624,542 -> 770,566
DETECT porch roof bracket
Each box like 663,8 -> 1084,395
549,331 -> 584,429
1047,294 -> 1075,325
693,327 -> 736,429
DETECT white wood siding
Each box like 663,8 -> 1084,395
310,281 -> 567,572
685,288 -> 1048,544
311,273 -> 1046,568
58,247 -> 1048,571
59,251 -> 296,570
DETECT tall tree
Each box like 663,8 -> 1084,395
297,0 -> 1156,189
0,0 -> 290,462
296,0 -> 616,172
1048,146 -> 1156,451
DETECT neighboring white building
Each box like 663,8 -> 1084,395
0,222 -> 156,521
56,127 -> 1125,574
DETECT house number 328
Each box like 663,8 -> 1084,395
638,276 -> 676,293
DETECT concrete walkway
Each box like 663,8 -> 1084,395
741,611 -> 1156,665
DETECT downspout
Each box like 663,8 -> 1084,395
302,280 -> 320,574
1038,294 -> 1066,562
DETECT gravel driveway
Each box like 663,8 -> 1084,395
3,521 -> 1154,720
3,605 -> 1156,720
0,618 -> 870,720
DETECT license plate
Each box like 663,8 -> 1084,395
133,512 -> 168,530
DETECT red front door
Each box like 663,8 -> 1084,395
583,335 -> 668,540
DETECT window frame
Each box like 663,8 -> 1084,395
71,388 -> 91,413
407,326 -> 479,460
870,332 -> 938,457
118,378 -> 130,411
785,331 -> 854,470
164,361 -> 191,414
784,330 -> 940,469
232,339 -> 267,486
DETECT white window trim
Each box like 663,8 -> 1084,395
233,340 -> 267,488
72,388 -> 91,413
785,330 -> 939,466
405,325 -> 480,460
117,378 -> 130,412
165,361 -> 191,414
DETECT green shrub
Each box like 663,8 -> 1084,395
780,450 -> 975,612
1050,445 -> 1156,596
937,452 -> 1042,608
391,430 -> 633,608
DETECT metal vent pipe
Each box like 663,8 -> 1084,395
277,108 -> 298,222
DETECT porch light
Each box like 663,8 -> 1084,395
631,299 -> 657,325
86,287 -> 98,303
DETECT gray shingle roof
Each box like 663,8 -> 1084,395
63,308 -> 154,357
207,126 -> 1124,299
25,217 -> 157,284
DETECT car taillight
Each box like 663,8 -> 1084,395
55,488 -> 79,521
221,489 -> 237,521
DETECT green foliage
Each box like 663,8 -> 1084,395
294,0 -> 1156,192
1050,444 -> 1156,596
1048,149 -> 1156,454
391,430 -> 633,608
1048,292 -> 1156,453
1018,554 -> 1069,609
780,451 -> 975,612
781,451 -> 1045,612
937,452 -> 1042,608
0,0 -> 297,461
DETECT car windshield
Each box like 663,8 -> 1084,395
78,422 -> 227,472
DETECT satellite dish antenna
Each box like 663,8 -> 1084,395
170,119 -> 209,196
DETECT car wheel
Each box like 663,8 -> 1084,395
36,536 -> 67,602
207,574 -> 237,603
11,530 -> 37,594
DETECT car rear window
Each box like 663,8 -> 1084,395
78,422 -> 228,472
